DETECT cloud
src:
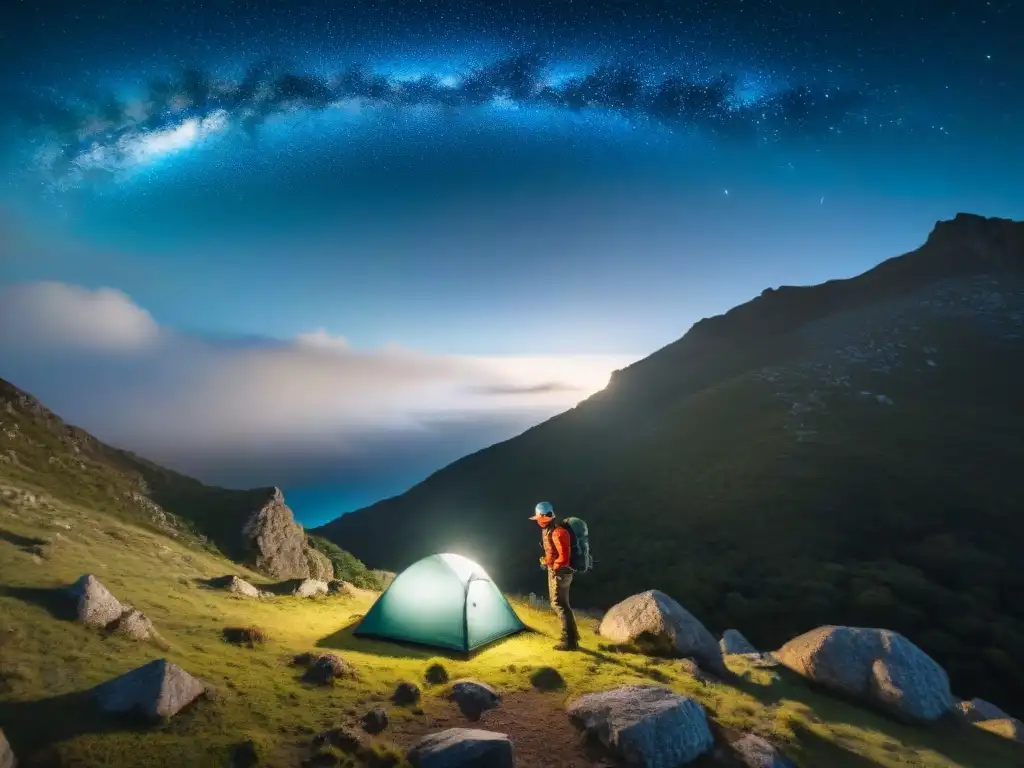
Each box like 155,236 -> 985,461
469,381 -> 582,395
15,53 -> 872,188
0,282 -> 161,352
0,281 -> 634,491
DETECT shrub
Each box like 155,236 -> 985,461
307,536 -> 380,590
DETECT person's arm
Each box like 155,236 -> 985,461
552,527 -> 571,570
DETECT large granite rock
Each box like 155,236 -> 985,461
93,659 -> 204,719
112,608 -> 159,642
955,697 -> 1010,723
567,685 -> 713,767
241,488 -> 314,580
721,629 -> 758,655
0,728 -> 14,768
449,679 -> 500,721
68,574 -> 124,628
599,590 -> 726,673
731,734 -> 797,767
407,728 -> 512,768
776,626 -> 953,722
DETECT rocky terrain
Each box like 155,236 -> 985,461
316,213 -> 1024,716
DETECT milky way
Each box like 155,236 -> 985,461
7,52 -> 880,190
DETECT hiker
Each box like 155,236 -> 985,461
530,501 -> 580,651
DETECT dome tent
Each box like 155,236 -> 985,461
354,553 -> 526,652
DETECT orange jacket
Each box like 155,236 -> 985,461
542,524 -> 572,570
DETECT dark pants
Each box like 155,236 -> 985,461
547,568 -> 578,646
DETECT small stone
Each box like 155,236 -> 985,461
407,728 -> 512,768
424,662 -> 449,686
294,579 -> 329,598
360,707 -> 389,734
302,654 -> 357,686
393,681 -> 421,705
113,608 -> 158,642
448,679 -> 500,721
93,659 -> 205,720
226,576 -> 263,599
732,734 -> 798,767
529,666 -> 564,691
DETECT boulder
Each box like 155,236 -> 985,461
360,707 -> 389,734
599,590 -> 726,673
955,697 -> 1010,723
721,629 -> 758,655
113,608 -> 159,642
0,728 -> 14,768
407,728 -> 512,768
567,685 -> 713,767
294,579 -> 329,598
225,576 -> 263,599
776,626 -> 953,722
241,487 -> 314,579
93,659 -> 204,719
305,548 -> 334,582
327,580 -> 348,595
731,734 -> 797,768
975,718 -> 1024,743
301,654 -> 357,685
449,679 -> 500,721
68,574 -> 124,628
393,681 -> 422,705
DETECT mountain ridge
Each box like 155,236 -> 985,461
316,211 -> 1024,716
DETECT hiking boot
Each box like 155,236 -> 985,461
553,641 -> 578,651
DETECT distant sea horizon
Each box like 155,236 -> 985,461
284,485 -> 403,529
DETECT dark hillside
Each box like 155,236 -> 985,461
316,213 -> 1024,715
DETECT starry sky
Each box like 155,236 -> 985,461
1,0 -> 1022,526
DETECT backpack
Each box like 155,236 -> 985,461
560,517 -> 593,574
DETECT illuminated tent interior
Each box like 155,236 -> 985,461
353,553 -> 527,652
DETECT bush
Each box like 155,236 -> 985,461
307,536 -> 380,589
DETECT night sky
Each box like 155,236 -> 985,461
1,0 -> 1022,525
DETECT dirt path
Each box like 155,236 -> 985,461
387,691 -> 620,767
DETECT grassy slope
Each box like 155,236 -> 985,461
1,486 -> 1021,767
0,376 -> 282,561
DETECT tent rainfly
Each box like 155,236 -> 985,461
354,553 -> 526,652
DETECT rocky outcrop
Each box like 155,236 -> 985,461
0,728 -> 14,768
599,590 -> 726,673
955,697 -> 1010,723
568,685 -> 713,767
731,734 -> 797,767
776,626 -> 953,722
407,728 -> 513,768
241,488 -> 316,580
305,548 -> 334,581
93,659 -> 204,720
449,679 -> 500,721
68,574 -> 124,628
721,629 -> 758,655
